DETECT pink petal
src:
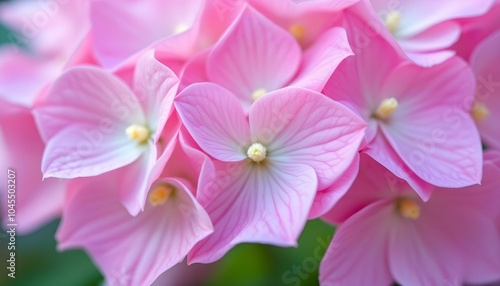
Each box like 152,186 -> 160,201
322,153 -> 414,224
0,102 -> 65,234
397,21 -> 461,52
250,87 -> 366,190
206,6 -> 301,109
324,6 -> 406,120
118,146 -> 158,216
179,49 -> 210,92
188,160 -> 317,263
34,66 -> 145,140
41,125 -> 143,179
309,153 -> 359,219
175,83 -> 250,162
90,0 -> 203,68
404,50 -> 456,67
34,66 -> 146,178
133,51 -> 180,142
389,194 -> 500,285
390,0 -> 495,37
365,132 -> 435,200
319,200 -> 394,286
470,32 -> 500,151
57,174 -> 213,286
290,27 -> 353,91
381,58 -> 483,188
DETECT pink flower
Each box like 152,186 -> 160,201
89,0 -> 203,69
248,0 -> 358,48
469,32 -> 500,151
0,99 -> 65,234
182,5 -> 352,111
56,137 -> 213,286
174,83 -> 366,263
324,10 -> 483,200
0,0 -> 90,106
33,51 -> 180,215
452,1 -> 500,61
363,0 -> 495,66
320,153 -> 500,286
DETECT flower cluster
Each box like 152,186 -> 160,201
1,0 -> 499,285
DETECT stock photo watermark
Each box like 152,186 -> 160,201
282,234 -> 333,286
5,168 -> 17,279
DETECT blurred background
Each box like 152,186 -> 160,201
0,1 -> 336,284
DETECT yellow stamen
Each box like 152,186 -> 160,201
289,24 -> 306,42
251,88 -> 267,101
384,11 -> 401,35
125,124 -> 150,144
247,143 -> 267,163
397,198 -> 420,219
374,98 -> 398,120
149,184 -> 175,206
471,101 -> 490,122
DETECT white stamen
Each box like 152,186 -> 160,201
247,143 -> 267,163
173,23 -> 189,35
125,124 -> 150,143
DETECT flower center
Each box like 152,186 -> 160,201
374,98 -> 398,120
247,143 -> 267,163
471,101 -> 490,122
396,198 -> 420,219
251,88 -> 267,101
173,23 -> 189,35
149,184 -> 175,207
384,11 -> 401,35
125,124 -> 151,144
289,24 -> 306,42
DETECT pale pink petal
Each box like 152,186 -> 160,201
33,67 -> 147,178
118,146 -> 158,216
250,87 -> 366,190
133,51 -> 180,142
206,6 -> 301,108
175,83 -> 250,162
309,153 -> 359,219
41,125 -> 144,179
57,174 -> 212,286
404,50 -> 456,67
381,58 -> 483,188
290,27 -> 353,91
34,66 -> 145,141
0,47 -> 61,107
188,160 -> 317,263
90,0 -> 203,68
320,200 -> 394,286
0,102 -> 65,234
397,21 -> 461,52
470,32 -> 500,151
390,0 -> 495,37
